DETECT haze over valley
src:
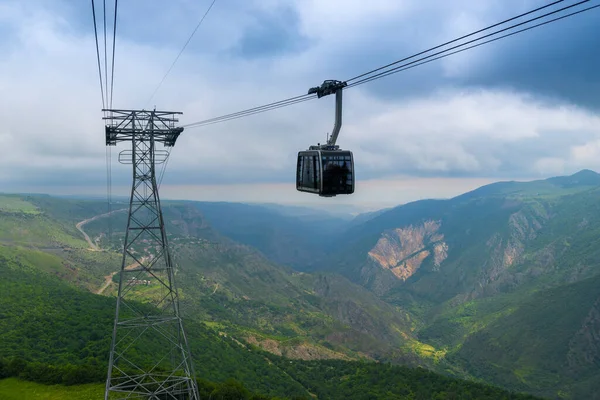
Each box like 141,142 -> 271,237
1,170 -> 600,399
2,0 -> 600,399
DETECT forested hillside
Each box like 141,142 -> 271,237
311,170 -> 600,399
0,213 -> 539,399
1,171 -> 599,399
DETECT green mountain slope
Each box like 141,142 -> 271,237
0,242 -> 538,399
180,201 -> 349,271
83,202 -> 418,362
0,243 -> 311,397
0,194 -> 122,291
268,359 -> 543,400
324,172 -> 600,300
0,193 -> 423,363
448,273 -> 600,399
4,170 -> 600,399
0,379 -> 103,400
312,170 -> 600,399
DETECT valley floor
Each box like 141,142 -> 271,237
3,186 -> 600,400
0,378 -> 103,400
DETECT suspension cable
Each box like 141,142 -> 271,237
345,0 -> 567,83
346,0 -> 592,88
107,0 -> 118,244
110,0 -> 118,109
91,0 -> 105,108
182,94 -> 316,128
183,0 -> 597,130
346,3 -> 600,90
103,0 -> 109,111
157,150 -> 171,189
146,0 -> 219,108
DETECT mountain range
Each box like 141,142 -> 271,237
1,169 -> 600,399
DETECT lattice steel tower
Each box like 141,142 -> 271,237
103,109 -> 199,399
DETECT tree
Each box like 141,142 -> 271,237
209,378 -> 251,400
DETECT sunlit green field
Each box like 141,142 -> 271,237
0,195 -> 41,214
0,378 -> 103,400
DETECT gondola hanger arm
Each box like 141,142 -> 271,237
308,80 -> 347,148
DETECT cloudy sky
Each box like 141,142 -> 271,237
1,0 -> 599,210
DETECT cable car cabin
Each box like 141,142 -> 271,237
296,150 -> 354,197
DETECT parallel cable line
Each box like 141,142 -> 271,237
182,94 -> 316,128
103,0 -> 109,110
183,95 -> 317,128
100,0 -> 118,246
91,0 -> 106,108
346,0 -> 592,88
110,0 -> 118,109
345,0 -> 567,83
183,0 -> 597,129
346,3 -> 600,89
157,150 -> 171,189
146,0 -> 219,107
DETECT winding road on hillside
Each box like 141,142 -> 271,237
76,209 -> 156,295
76,208 -> 130,294
95,257 -> 148,295
96,272 -> 118,295
75,208 -> 127,251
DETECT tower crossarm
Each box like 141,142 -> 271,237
102,109 -> 184,147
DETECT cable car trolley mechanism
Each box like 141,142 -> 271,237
296,80 -> 355,197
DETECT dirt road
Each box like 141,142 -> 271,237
75,208 -> 127,251
96,272 -> 117,295
95,257 -> 148,295
75,208 -> 128,294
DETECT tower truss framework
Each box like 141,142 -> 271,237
103,109 -> 199,400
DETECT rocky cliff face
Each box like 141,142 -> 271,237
166,205 -> 212,236
474,204 -> 551,298
367,220 -> 448,281
244,335 -> 351,361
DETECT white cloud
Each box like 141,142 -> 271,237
0,0 -> 599,207
533,157 -> 566,176
570,140 -> 600,169
342,88 -> 600,178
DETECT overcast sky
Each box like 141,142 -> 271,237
1,0 -> 599,210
